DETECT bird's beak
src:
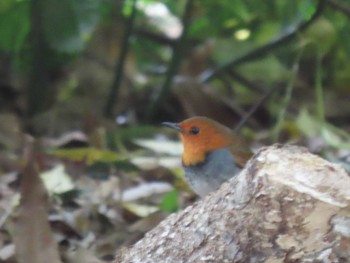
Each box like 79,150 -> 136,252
161,122 -> 183,133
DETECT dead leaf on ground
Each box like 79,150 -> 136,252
11,141 -> 61,263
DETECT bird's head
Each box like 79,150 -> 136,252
162,116 -> 233,166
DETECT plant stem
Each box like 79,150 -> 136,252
104,0 -> 137,118
271,49 -> 303,141
27,0 -> 50,117
315,53 -> 325,122
145,0 -> 194,120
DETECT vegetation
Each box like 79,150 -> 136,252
0,0 -> 349,262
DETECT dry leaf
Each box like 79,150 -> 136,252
12,144 -> 61,263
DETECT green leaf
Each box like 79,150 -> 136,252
301,18 -> 337,58
50,147 -> 121,165
114,126 -> 157,141
43,0 -> 100,53
122,0 -> 134,16
159,190 -> 178,212
321,125 -> 350,149
0,0 -> 30,52
296,109 -> 350,149
296,109 -> 319,137
113,160 -> 140,172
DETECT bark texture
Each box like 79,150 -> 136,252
115,144 -> 350,263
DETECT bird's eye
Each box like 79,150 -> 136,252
189,126 -> 200,135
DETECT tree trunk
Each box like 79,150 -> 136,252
115,144 -> 350,263
28,0 -> 51,117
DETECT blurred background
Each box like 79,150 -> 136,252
0,0 -> 350,262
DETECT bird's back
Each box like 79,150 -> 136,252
228,132 -> 253,168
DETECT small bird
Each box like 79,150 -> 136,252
162,116 -> 253,197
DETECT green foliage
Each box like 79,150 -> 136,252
1,0 -> 349,146
50,147 -> 121,165
114,126 -> 159,144
2,1 -> 350,260
0,0 -> 30,53
297,110 -> 350,149
189,0 -> 253,38
0,0 -> 100,55
43,0 -> 100,53
159,190 -> 178,212
301,17 -> 337,58
112,160 -> 140,172
86,160 -> 139,180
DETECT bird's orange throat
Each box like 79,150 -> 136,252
180,132 -> 231,167
181,146 -> 207,167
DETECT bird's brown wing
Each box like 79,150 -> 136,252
229,133 -> 253,168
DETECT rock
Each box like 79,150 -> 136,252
114,144 -> 350,263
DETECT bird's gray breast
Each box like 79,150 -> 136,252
184,148 -> 240,197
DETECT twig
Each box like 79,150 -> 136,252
227,69 -> 265,93
325,0 -> 350,17
234,84 -> 281,132
146,0 -> 194,120
199,0 -> 325,83
271,49 -> 304,141
104,0 -> 137,118
315,53 -> 325,122
213,72 -> 264,128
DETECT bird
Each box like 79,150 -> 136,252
162,116 -> 253,197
